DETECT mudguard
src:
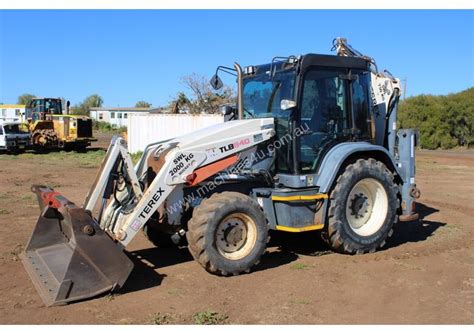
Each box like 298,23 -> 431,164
315,142 -> 399,193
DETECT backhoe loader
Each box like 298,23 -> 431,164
22,38 -> 420,306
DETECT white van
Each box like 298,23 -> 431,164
0,120 -> 31,152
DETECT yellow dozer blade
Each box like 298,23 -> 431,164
22,185 -> 134,306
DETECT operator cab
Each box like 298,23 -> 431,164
26,98 -> 65,121
238,54 -> 373,181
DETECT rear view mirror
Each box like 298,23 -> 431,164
210,74 -> 223,90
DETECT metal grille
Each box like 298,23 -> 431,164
77,119 -> 93,138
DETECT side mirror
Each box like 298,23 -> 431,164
219,104 -> 236,122
280,99 -> 297,111
210,74 -> 223,90
219,104 -> 235,116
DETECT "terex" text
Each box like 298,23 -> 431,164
138,187 -> 165,219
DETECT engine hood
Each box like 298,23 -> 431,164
174,118 -> 274,150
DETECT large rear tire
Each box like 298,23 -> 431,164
325,158 -> 399,254
186,192 -> 268,276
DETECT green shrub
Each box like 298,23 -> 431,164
130,151 -> 143,165
192,311 -> 229,325
149,312 -> 174,325
92,120 -> 127,134
398,88 -> 473,149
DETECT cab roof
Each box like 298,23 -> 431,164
248,54 -> 370,77
300,53 -> 370,71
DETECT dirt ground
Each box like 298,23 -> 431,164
0,135 -> 473,324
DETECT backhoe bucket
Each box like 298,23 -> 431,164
22,185 -> 134,306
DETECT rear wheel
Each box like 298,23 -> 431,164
187,192 -> 268,276
65,142 -> 89,152
325,158 -> 399,254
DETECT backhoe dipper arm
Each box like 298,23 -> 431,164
332,37 -> 377,72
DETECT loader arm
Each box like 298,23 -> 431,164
22,118 -> 274,306
97,118 -> 275,246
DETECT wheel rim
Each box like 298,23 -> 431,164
345,178 -> 388,237
215,213 -> 257,260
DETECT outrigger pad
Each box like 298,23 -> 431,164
22,185 -> 134,306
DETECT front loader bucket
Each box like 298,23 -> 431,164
22,185 -> 134,306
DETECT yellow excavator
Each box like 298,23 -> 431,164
24,98 -> 96,150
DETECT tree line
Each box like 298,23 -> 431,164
398,87 -> 473,149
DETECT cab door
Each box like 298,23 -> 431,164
296,67 -> 352,174
296,67 -> 373,174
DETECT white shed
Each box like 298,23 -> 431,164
127,113 -> 224,153
0,104 -> 26,122
89,107 -> 151,128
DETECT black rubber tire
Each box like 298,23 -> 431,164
325,158 -> 399,254
186,192 -> 268,276
65,143 -> 89,152
143,223 -> 175,248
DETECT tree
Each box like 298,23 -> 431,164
180,73 -> 235,114
72,94 -> 104,115
135,101 -> 152,108
83,94 -> 104,109
17,93 -> 36,105
168,92 -> 191,113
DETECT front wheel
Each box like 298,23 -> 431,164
143,223 -> 176,248
186,192 -> 268,276
325,158 -> 399,254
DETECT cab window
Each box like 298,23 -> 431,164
351,71 -> 372,139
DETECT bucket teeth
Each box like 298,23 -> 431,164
22,186 -> 134,306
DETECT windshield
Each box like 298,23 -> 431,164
44,99 -> 62,114
242,70 -> 295,119
4,123 -> 29,134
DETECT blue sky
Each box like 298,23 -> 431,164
0,10 -> 473,107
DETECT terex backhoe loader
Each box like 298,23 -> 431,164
22,38 -> 421,306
